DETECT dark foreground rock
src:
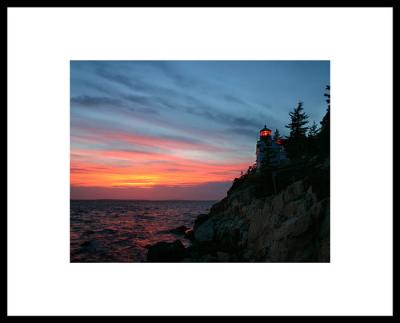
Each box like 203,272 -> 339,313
157,225 -> 189,235
146,240 -> 186,262
168,225 -> 188,235
184,228 -> 194,240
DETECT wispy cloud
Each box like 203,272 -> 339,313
70,60 -> 330,199
71,95 -> 122,107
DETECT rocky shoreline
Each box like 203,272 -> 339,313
145,161 -> 330,262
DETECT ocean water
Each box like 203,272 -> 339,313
70,200 -> 215,262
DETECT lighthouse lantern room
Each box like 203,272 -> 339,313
259,125 -> 272,138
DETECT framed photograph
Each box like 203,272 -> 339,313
7,6 -> 393,317
69,60 -> 331,263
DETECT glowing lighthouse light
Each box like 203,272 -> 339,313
260,125 -> 272,137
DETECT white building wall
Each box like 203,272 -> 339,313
256,138 -> 287,169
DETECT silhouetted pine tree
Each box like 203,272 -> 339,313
306,121 -> 320,157
284,101 -> 309,160
308,121 -> 319,137
318,85 -> 330,157
286,101 -> 309,138
273,129 -> 282,142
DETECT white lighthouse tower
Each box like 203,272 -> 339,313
256,125 -> 272,169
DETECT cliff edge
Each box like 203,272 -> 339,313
147,159 -> 330,262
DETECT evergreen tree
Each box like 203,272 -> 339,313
306,121 -> 320,157
284,101 -> 309,160
318,85 -> 330,157
308,121 -> 319,137
324,85 -> 330,109
273,129 -> 282,142
286,101 -> 309,138
320,85 -> 330,130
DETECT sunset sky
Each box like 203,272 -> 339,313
70,61 -> 329,200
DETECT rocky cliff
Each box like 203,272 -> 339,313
147,160 -> 330,262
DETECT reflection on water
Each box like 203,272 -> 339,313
70,200 -> 215,262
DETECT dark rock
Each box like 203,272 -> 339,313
193,214 -> 210,229
184,228 -> 194,240
157,225 -> 189,235
199,254 -> 218,262
146,240 -> 186,262
168,225 -> 188,234
216,252 -> 230,262
79,240 -> 101,252
193,218 -> 214,242
190,240 -> 218,255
